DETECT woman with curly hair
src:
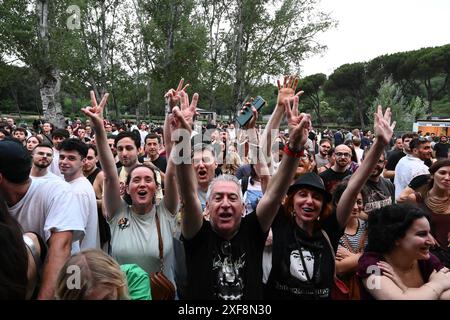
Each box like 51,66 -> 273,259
358,204 -> 450,299
406,159 -> 450,267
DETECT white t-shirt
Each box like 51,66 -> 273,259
30,171 -> 62,181
48,148 -> 64,178
394,154 -> 430,201
69,176 -> 100,251
108,199 -> 177,285
8,178 -> 85,243
355,147 -> 364,164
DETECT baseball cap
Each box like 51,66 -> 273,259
0,140 -> 32,183
287,172 -> 332,202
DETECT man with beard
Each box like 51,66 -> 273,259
48,129 -> 70,178
319,144 -> 352,193
344,147 -> 394,215
394,137 -> 432,201
433,135 -> 449,160
83,145 -> 110,251
314,138 -> 332,169
30,144 -> 61,180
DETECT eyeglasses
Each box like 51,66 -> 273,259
335,152 -> 351,158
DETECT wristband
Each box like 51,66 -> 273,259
283,144 -> 305,158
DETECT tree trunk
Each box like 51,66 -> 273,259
424,79 -> 433,114
136,64 -> 140,123
146,77 -> 152,118
313,93 -> 322,127
231,0 -> 245,119
37,0 -> 65,128
9,87 -> 22,120
40,69 -> 65,128
164,1 -> 178,77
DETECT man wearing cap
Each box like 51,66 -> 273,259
0,140 -> 85,299
48,128 -> 70,178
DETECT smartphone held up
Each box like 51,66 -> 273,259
235,96 -> 266,127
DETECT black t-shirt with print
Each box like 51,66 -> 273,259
319,168 -> 351,194
182,212 -> 268,300
360,177 -> 395,214
264,208 -> 343,300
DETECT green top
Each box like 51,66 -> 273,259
120,264 -> 152,300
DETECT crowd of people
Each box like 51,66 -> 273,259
0,76 -> 449,300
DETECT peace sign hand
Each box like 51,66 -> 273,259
284,96 -> 311,151
165,78 -> 190,110
81,91 -> 109,130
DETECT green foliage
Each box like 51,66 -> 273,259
368,77 -> 428,131
0,0 -> 448,128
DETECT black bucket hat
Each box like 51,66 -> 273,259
287,172 -> 332,203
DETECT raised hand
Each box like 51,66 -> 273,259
238,98 -> 259,129
284,96 -> 311,151
179,90 -> 199,128
374,105 -> 396,145
165,78 -> 190,110
171,91 -> 199,134
276,75 -> 304,107
81,91 -> 109,129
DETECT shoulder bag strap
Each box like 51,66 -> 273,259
321,230 -> 337,278
155,212 -> 165,272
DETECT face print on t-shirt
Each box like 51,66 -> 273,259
290,248 -> 314,282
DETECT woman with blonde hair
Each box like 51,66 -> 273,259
55,249 -> 129,300
222,148 -> 241,175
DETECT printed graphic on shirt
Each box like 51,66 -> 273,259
212,241 -> 245,300
364,190 -> 392,213
290,248 -> 314,281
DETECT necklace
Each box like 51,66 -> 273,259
425,191 -> 450,214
